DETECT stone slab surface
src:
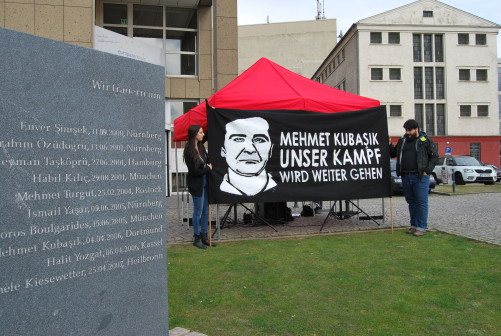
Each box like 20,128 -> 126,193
0,27 -> 167,336
169,327 -> 192,336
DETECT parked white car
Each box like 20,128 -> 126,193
433,155 -> 497,185
482,163 -> 501,182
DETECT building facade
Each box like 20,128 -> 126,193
313,0 -> 501,166
239,19 -> 337,78
498,58 -> 501,136
0,0 -> 238,193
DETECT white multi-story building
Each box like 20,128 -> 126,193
498,58 -> 501,136
313,0 -> 501,166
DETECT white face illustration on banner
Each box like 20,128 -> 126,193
220,117 -> 277,196
221,117 -> 272,176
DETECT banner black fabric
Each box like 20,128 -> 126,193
207,106 -> 391,204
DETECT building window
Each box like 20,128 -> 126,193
414,67 -> 423,99
477,105 -> 489,117
388,32 -> 400,44
415,104 -> 424,127
413,34 -> 422,62
470,143 -> 481,161
165,7 -> 197,76
459,69 -> 470,81
425,67 -> 434,99
416,104 -> 444,136
334,52 -> 344,66
423,11 -> 433,17
435,67 -> 445,99
458,34 -> 469,45
336,80 -> 346,91
460,105 -> 472,117
371,68 -> 383,80
414,33 -> 443,62
389,105 -> 402,117
476,69 -> 488,81
370,32 -> 382,44
436,104 -> 446,135
134,5 -> 163,26
415,66 -> 443,99
498,66 -> 501,91
423,34 -> 433,62
167,99 -> 198,149
172,172 -> 188,191
389,68 -> 401,80
167,100 -> 198,125
425,104 -> 435,135
434,35 -> 444,62
499,96 -> 501,134
499,98 -> 501,135
103,3 -> 128,25
102,3 -> 198,76
475,34 -> 487,45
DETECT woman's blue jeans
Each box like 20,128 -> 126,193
191,176 -> 208,235
401,174 -> 430,232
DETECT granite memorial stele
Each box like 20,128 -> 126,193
0,28 -> 168,336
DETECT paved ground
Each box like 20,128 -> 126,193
166,191 -> 501,246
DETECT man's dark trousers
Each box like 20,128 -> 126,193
401,173 -> 430,232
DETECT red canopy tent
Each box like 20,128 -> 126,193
173,57 -> 380,141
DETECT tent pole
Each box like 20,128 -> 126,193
390,197 -> 394,233
209,205 -> 212,247
175,145 -> 181,227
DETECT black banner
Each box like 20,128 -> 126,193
207,106 -> 391,204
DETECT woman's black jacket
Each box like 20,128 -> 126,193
185,148 -> 210,197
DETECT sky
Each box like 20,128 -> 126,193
237,0 -> 501,57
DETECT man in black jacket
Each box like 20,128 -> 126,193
389,119 -> 438,236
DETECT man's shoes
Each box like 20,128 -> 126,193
413,230 -> 426,237
406,228 -> 417,234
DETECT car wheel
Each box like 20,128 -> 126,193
454,172 -> 465,185
432,173 -> 440,185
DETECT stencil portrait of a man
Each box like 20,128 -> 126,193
220,117 -> 277,196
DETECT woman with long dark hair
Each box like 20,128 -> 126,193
183,125 -> 215,249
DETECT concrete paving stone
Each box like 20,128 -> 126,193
168,327 -> 191,336
168,327 -> 208,336
166,192 -> 501,246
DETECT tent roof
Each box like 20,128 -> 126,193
173,57 -> 380,141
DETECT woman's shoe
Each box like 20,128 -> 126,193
193,234 -> 207,249
201,233 -> 217,247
